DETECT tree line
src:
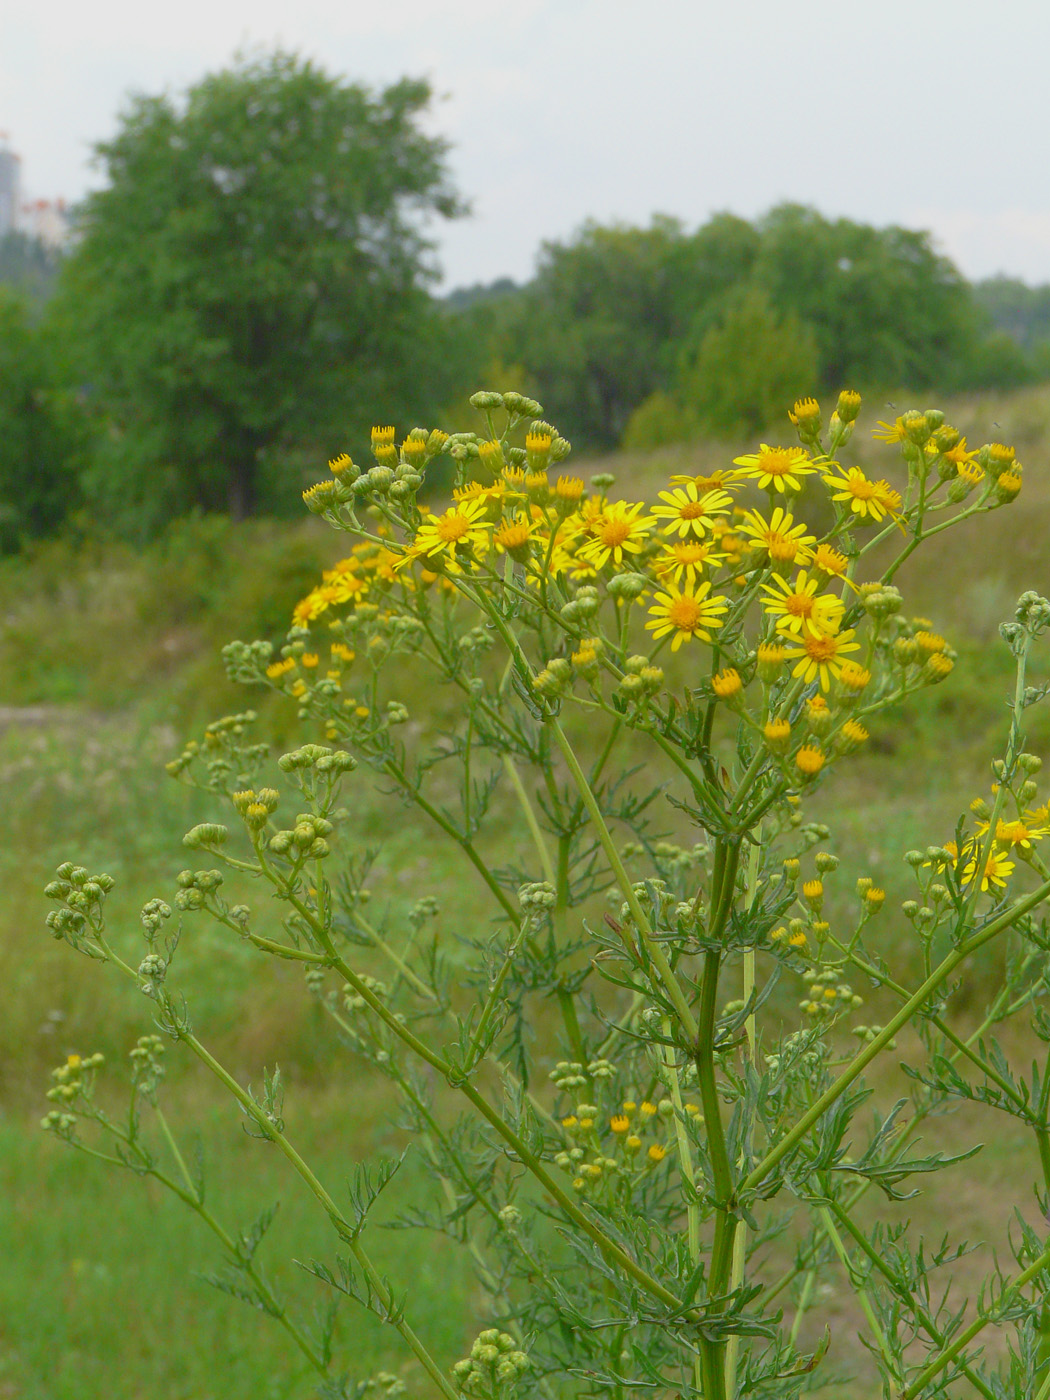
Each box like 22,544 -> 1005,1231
1,50 -> 1048,550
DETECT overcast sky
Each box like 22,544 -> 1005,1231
4,0 -> 1050,290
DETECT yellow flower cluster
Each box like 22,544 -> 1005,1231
277,396 -> 1021,792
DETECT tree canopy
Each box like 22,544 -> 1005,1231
55,51 -> 464,523
462,204 -> 1003,450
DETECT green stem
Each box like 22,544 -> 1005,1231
818,1206 -> 900,1385
901,1239 -> 1050,1398
152,1107 -> 329,1378
828,1199 -> 995,1400
739,875 -> 1050,1197
548,715 -> 700,1041
97,943 -> 456,1399
502,753 -> 558,887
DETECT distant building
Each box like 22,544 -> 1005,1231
0,136 -> 22,238
21,197 -> 70,250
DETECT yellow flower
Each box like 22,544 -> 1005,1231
652,538 -> 725,587
668,468 -> 743,492
651,482 -> 733,538
553,474 -> 585,508
795,745 -> 825,777
764,718 -> 791,752
762,570 -> 845,638
823,465 -> 902,523
711,668 -> 742,699
493,514 -> 537,559
837,661 -> 871,694
789,396 -> 821,429
811,543 -> 849,580
266,657 -> 296,680
962,847 -> 1015,893
732,444 -> 818,494
738,507 -> 816,564
836,718 -> 869,751
941,436 -> 976,469
576,500 -> 654,570
647,1143 -> 667,1164
610,1115 -> 630,1134
645,582 -> 729,651
872,417 -> 907,444
978,816 -> 1048,852
399,496 -> 492,566
781,629 -> 861,691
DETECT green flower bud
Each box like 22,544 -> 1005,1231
182,823 -> 229,850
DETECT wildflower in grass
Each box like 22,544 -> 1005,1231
788,928 -> 809,950
836,718 -> 869,752
987,442 -> 1016,471
652,539 -> 725,587
647,1143 -> 667,1164
733,444 -> 818,494
738,507 -> 816,564
650,482 -> 733,538
610,1115 -> 630,1134
823,465 -> 902,523
864,886 -> 886,912
789,397 -> 822,436
939,436 -> 976,469
552,474 -> 585,511
266,657 -> 296,680
782,628 -> 861,691
762,570 -> 845,638
525,428 -> 553,470
645,582 -> 729,651
577,501 -> 654,570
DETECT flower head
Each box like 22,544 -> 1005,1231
651,482 -> 733,538
733,445 -> 818,494
823,465 -> 903,523
645,582 -> 729,651
577,501 -> 654,570
781,629 -> 861,691
762,570 -> 845,638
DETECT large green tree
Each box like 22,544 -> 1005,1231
55,52 -> 464,522
752,204 -> 979,390
492,214 -> 760,448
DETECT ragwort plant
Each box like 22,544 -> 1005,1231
42,389 -> 1050,1398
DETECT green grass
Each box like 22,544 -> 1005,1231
1,386 -> 1049,1396
0,1083 -> 474,1399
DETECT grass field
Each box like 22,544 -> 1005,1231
3,386 -> 1050,1397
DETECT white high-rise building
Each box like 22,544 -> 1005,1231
0,136 -> 22,237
